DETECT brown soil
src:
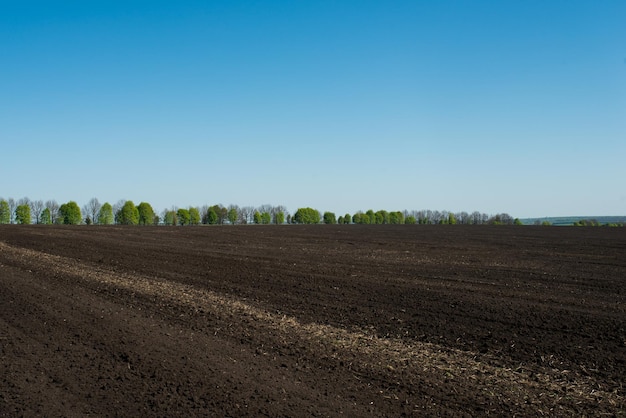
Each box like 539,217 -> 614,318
1,225 -> 624,416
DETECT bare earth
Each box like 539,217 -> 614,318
0,225 -> 624,416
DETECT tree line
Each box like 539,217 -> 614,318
0,196 -> 521,226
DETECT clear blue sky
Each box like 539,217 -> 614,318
1,1 -> 624,218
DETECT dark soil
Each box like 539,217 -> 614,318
1,225 -> 624,416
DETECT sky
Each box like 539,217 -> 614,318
1,1 -> 625,218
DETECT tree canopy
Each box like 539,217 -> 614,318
116,201 -> 139,225
0,200 -> 10,224
177,208 -> 191,226
137,202 -> 155,226
15,204 -> 31,224
294,208 -> 321,224
98,203 -> 114,225
323,211 -> 337,224
59,201 -> 82,225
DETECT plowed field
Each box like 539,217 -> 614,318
1,225 -> 624,416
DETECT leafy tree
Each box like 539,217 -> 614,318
343,213 -> 351,224
40,207 -> 52,224
98,203 -> 114,225
261,212 -> 271,224
352,213 -> 361,224
323,211 -> 337,224
59,201 -> 82,225
206,207 -> 218,225
376,210 -> 389,224
293,207 -> 320,224
228,208 -> 238,224
338,216 -> 344,224
116,201 -> 139,225
513,218 -> 523,225
205,205 -> 228,224
405,215 -> 417,224
253,211 -> 262,224
0,199 -> 10,224
391,211 -> 404,224
137,202 -> 155,226
448,212 -> 457,225
274,211 -> 285,225
189,207 -> 201,225
15,204 -> 31,224
177,208 -> 191,225
163,210 -> 177,226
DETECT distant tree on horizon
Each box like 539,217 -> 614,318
15,204 -> 31,224
40,207 -> 52,225
98,203 -> 114,225
45,200 -> 60,224
0,199 -> 10,224
84,198 -> 102,225
163,210 -> 177,226
323,211 -> 337,224
177,208 -> 191,226
59,201 -> 82,225
189,207 -> 201,225
30,200 -> 45,224
116,201 -> 139,225
137,202 -> 155,226
294,207 -> 321,224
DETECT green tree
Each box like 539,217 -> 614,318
448,212 -> 457,225
98,203 -> 114,225
390,211 -> 404,224
206,207 -> 218,225
253,211 -> 262,224
40,207 -> 52,225
323,211 -> 337,224
15,204 -> 31,224
189,207 -> 201,225
216,205 -> 228,224
343,213 -> 351,224
227,208 -> 238,224
163,210 -> 177,226
274,211 -> 285,225
405,215 -> 417,224
177,208 -> 191,225
116,201 -> 139,225
513,218 -> 523,225
293,207 -> 321,224
375,210 -> 389,224
137,202 -> 155,226
0,200 -> 10,224
59,201 -> 82,225
260,212 -> 271,224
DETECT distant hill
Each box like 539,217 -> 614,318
520,216 -> 626,226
